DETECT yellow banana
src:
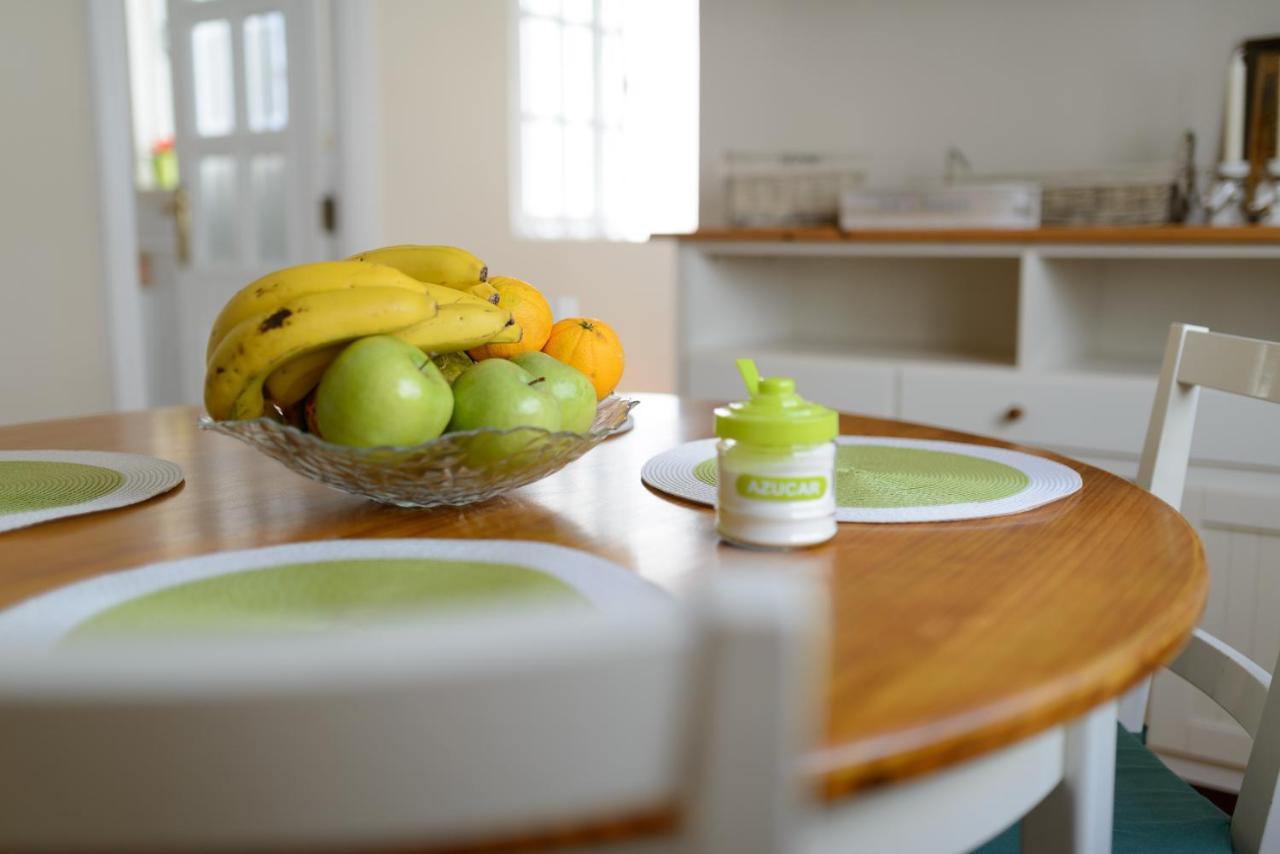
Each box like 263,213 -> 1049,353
205,288 -> 437,421
394,301 -> 522,354
349,245 -> 489,290
205,260 -> 430,364
264,344 -> 344,408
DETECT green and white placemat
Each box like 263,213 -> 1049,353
0,450 -> 184,534
0,539 -> 668,649
642,437 -> 1082,523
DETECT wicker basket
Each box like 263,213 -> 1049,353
724,152 -> 867,227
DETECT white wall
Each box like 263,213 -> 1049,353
373,0 -> 679,394
699,0 -> 1280,225
0,2 -> 114,426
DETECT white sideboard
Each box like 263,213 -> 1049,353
673,226 -> 1280,791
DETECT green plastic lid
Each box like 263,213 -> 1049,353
714,359 -> 838,446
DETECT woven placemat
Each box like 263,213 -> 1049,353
0,539 -> 669,649
642,437 -> 1082,523
0,451 -> 184,533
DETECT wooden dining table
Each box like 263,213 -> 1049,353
0,392 -> 1207,852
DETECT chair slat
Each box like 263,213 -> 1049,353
1135,322 -> 1205,512
1167,628 -> 1271,739
1178,329 -> 1280,403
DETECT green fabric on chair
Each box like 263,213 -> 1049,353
972,724 -> 1233,853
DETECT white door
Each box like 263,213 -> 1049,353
166,0 -> 334,402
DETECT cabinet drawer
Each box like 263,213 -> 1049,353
900,368 -> 1280,468
900,368 -> 1154,456
684,353 -> 894,416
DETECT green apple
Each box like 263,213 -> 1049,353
314,336 -> 454,447
448,359 -> 562,467
510,351 -> 597,433
448,359 -> 562,433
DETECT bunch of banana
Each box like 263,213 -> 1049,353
205,286 -> 437,421
205,260 -> 432,364
349,245 -> 499,304
263,296 -> 520,407
206,255 -> 524,420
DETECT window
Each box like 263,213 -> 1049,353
125,0 -> 178,189
513,0 -> 698,241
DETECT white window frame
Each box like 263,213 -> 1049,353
510,0 -> 626,241
509,0 -> 698,242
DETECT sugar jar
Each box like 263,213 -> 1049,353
714,359 -> 838,549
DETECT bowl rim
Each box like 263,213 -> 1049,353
197,395 -> 639,457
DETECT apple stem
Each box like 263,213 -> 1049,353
528,377 -> 546,387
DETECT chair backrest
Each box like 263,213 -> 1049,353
1137,322 -> 1280,853
1138,322 -> 1280,508
0,572 -> 821,853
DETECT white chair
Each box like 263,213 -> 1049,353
976,324 -> 1280,854
980,323 -> 1280,854
0,573 -> 821,853
1119,322 -> 1280,737
1130,323 -> 1280,852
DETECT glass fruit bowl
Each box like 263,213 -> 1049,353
198,396 -> 638,508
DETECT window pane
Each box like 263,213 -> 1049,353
562,25 -> 594,123
562,0 -> 593,24
522,119 -> 563,218
520,0 -> 560,15
244,12 -> 288,132
599,0 -> 624,30
564,125 -> 595,218
601,32 -> 624,127
251,154 -> 288,262
520,17 -> 561,117
601,128 -> 625,225
197,156 -> 237,262
191,19 -> 234,136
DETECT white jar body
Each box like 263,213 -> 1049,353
715,438 -> 837,549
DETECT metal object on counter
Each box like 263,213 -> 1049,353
840,183 -> 1040,230
1172,131 -> 1199,223
1206,161 -> 1250,226
1253,160 -> 1280,225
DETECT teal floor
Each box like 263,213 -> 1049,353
972,725 -> 1232,853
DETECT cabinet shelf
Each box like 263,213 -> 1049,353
666,225 -> 1280,245
663,226 -> 1280,260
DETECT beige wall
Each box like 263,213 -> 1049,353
373,0 -> 679,394
0,2 -> 113,426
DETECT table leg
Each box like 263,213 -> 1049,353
1021,701 -> 1117,854
1116,680 -> 1151,734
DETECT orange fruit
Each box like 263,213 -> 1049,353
542,318 -> 624,400
467,276 -> 553,360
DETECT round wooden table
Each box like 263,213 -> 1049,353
0,393 -> 1206,844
